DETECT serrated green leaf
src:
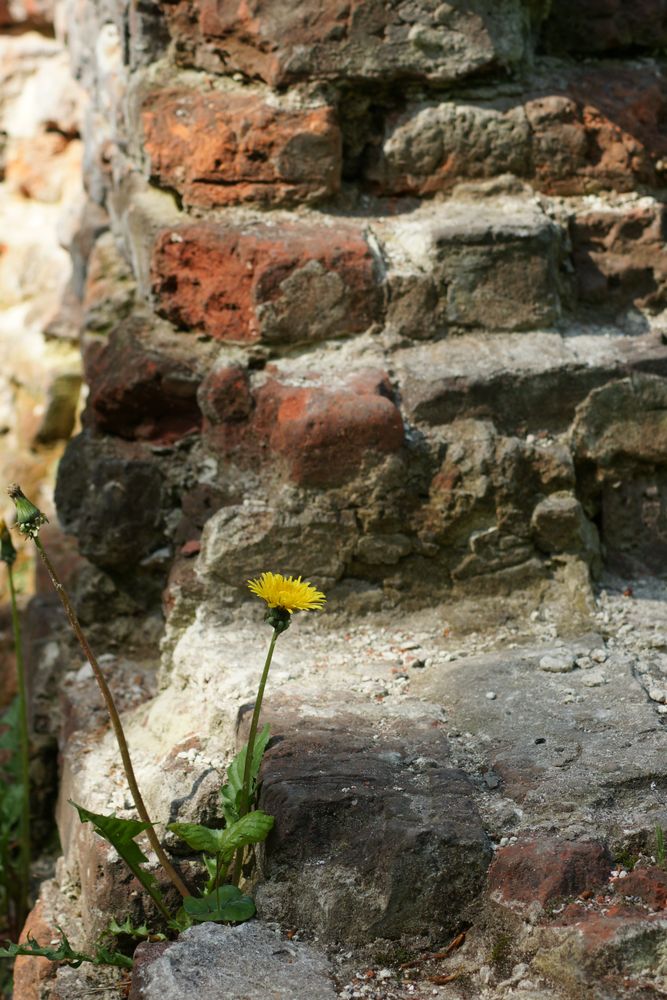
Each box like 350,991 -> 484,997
221,724 -> 270,825
0,929 -> 133,969
71,802 -> 166,913
183,887 -> 255,924
219,811 -> 274,860
108,917 -> 164,941
166,822 -> 226,855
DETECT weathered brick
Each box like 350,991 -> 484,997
617,867 -> 667,910
13,898 -> 59,1000
151,221 -> 382,344
254,370 -> 404,487
141,86 -> 341,207
164,0 -> 532,86
203,368 -> 404,487
83,316 -> 202,443
489,838 -> 612,908
367,64 -> 667,198
570,202 -> 667,316
541,0 -> 667,54
527,64 -> 667,194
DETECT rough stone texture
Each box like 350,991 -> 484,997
365,62 -> 667,197
202,367 -> 405,486
151,219 -> 382,343
163,0 -> 536,86
129,922 -> 337,1000
255,713 -> 492,945
488,838 -> 612,908
570,200 -> 667,317
572,374 -> 667,574
83,313 -> 203,442
377,196 -> 566,334
141,83 -> 342,207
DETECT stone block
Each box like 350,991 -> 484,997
570,201 -> 667,317
541,0 -> 667,54
365,98 -> 531,197
488,838 -> 612,908
377,197 -> 565,334
55,431 -> 167,572
83,314 -> 203,442
129,923 -> 337,1000
151,219 -> 382,344
202,367 -> 404,486
255,714 -> 492,945
367,63 -> 667,198
164,0 -> 532,86
531,492 -> 601,563
141,84 -> 341,207
526,63 -> 667,194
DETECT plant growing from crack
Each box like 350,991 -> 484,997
0,490 -> 325,969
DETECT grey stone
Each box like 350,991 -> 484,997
129,922 -> 337,1000
539,652 -> 576,673
531,492 -> 601,565
255,714 -> 492,945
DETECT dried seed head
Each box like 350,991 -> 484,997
7,484 -> 48,539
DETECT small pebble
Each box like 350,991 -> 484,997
648,687 -> 667,703
582,669 -> 606,687
591,648 -> 608,663
486,691 -> 497,700
539,653 -> 575,673
575,655 -> 593,669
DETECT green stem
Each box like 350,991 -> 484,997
33,538 -> 190,901
232,628 -> 279,886
7,564 -> 30,927
239,628 -> 278,817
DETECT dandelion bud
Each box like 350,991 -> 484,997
7,484 -> 48,539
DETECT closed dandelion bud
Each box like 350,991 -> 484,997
7,484 -> 48,539
0,518 -> 16,565
265,606 -> 291,634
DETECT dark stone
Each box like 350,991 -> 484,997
84,316 -> 202,443
254,714 -> 492,945
55,431 -> 166,571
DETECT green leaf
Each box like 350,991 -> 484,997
219,811 -> 274,861
0,929 -> 133,970
221,724 -> 270,825
166,822 -> 226,855
183,887 -> 255,924
71,802 -> 166,912
108,917 -> 165,942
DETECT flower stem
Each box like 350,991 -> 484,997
32,537 -> 189,900
232,628 -> 278,885
7,564 -> 30,927
240,628 -> 278,817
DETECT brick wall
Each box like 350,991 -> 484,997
55,0 -> 667,630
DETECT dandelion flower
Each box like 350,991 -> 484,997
248,572 -> 326,614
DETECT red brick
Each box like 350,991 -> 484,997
204,369 -> 404,486
617,867 -> 667,910
489,838 -> 612,907
83,318 -> 202,443
197,366 -> 253,424
151,222 -> 382,344
142,87 -> 341,208
526,65 -> 667,194
12,900 -> 58,1000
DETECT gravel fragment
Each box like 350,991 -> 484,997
539,653 -> 575,673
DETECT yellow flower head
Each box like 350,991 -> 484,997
248,572 -> 326,614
